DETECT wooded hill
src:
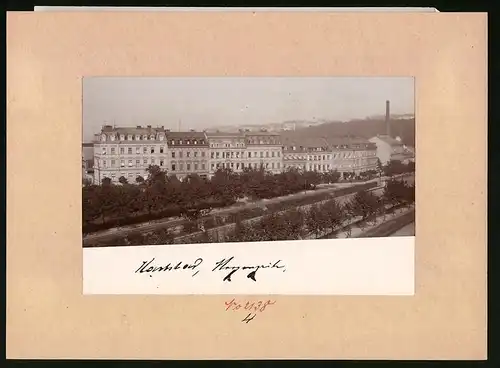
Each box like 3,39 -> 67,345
281,118 -> 416,147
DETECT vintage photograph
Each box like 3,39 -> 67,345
82,77 -> 415,248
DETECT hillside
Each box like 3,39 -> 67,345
281,118 -> 415,147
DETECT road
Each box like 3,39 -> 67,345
389,221 -> 415,236
357,209 -> 415,238
174,186 -> 384,243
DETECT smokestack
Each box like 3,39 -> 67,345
385,100 -> 391,137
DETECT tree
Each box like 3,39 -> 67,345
348,190 -> 380,225
321,199 -> 343,234
306,204 -> 327,238
136,175 -> 145,184
101,177 -> 112,186
118,176 -> 128,185
82,177 -> 92,187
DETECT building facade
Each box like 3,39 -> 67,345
166,131 -> 209,180
93,125 -> 170,184
244,131 -> 283,174
206,132 -> 248,175
92,124 -> 382,184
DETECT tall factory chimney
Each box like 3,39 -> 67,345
385,100 -> 391,137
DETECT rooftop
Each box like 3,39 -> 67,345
373,134 -> 404,146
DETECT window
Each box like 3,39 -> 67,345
272,151 -> 275,157
102,160 -> 107,167
194,151 -> 198,158
171,164 -> 176,171
211,152 -> 214,159
111,159 -> 116,166
194,163 -> 198,170
242,163 -> 245,168
151,158 -> 155,165
265,163 -> 269,168
248,152 -> 251,158
260,152 -> 264,158
172,152 -> 176,158
111,173 -> 116,178
179,140 -> 183,145
143,147 -> 147,154
111,147 -> 115,154
136,147 -> 140,154
179,152 -> 183,158
230,163 -> 234,168
236,163 -> 240,170
272,162 -> 275,169
128,160 -> 133,167
171,140 -> 175,145
216,152 -> 220,158
211,163 -> 215,169
136,160 -> 140,167
160,147 -> 164,153
151,147 -> 155,154
201,152 -> 205,157
277,163 -> 280,169
101,147 -> 107,154
266,151 -> 269,158
160,160 -> 164,167
179,163 -> 184,171
187,152 -> 191,158
194,140 -> 197,145
202,163 -> 206,170
144,159 -> 148,165
186,140 -> 190,145
120,160 -> 125,167
127,148 -> 132,154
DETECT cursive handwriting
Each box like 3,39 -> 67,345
212,256 -> 286,282
135,257 -> 203,277
224,298 -> 277,323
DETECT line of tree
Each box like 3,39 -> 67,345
83,165 -> 343,234
87,179 -> 415,247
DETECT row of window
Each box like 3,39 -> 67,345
210,162 -> 281,171
100,134 -> 207,146
101,158 -> 166,168
101,146 -> 166,155
209,142 -> 245,148
171,151 -> 205,158
210,150 -> 281,159
284,151 -> 376,160
170,163 -> 206,172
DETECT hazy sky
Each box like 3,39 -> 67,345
83,77 -> 414,142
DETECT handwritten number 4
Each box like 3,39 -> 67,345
242,313 -> 256,323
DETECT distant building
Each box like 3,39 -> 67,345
368,135 -> 414,165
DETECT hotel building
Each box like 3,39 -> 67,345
244,131 -> 283,174
93,125 -> 170,184
166,131 -> 209,179
206,131 -> 247,174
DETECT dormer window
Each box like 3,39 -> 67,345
159,135 -> 164,141
127,135 -> 132,141
179,140 -> 183,145
150,135 -> 155,140
193,140 -> 197,145
143,135 -> 148,140
101,134 -> 106,141
171,140 -> 175,145
110,135 -> 115,141
135,135 -> 140,140
186,140 -> 190,145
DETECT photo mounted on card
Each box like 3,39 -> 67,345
82,77 -> 416,295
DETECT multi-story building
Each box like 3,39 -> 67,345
93,125 -> 169,184
244,131 -> 283,174
206,131 -> 247,175
327,137 -> 378,176
282,137 -> 333,173
166,131 -> 209,180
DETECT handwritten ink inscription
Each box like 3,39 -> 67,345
224,298 -> 276,323
134,256 -> 286,282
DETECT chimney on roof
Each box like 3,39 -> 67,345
385,100 -> 391,137
136,125 -> 142,128
147,125 -> 152,128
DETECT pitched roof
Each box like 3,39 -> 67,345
205,132 -> 245,138
165,131 -> 206,139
